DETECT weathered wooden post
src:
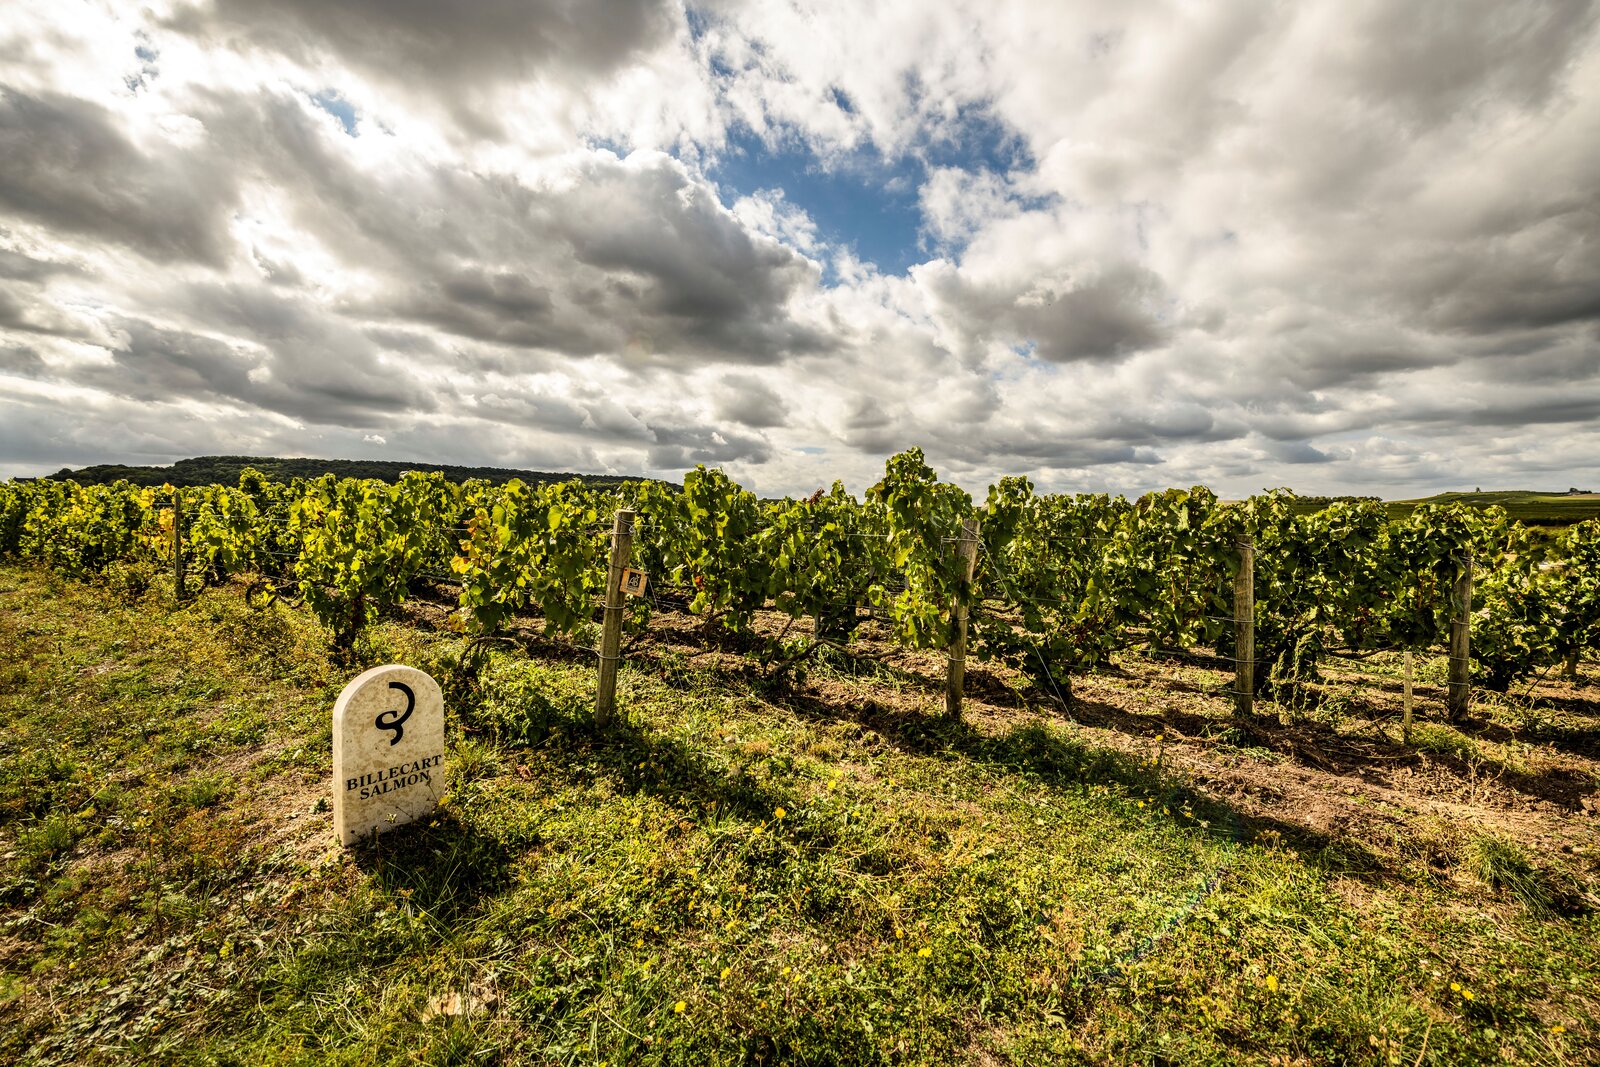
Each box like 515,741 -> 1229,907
1447,555 -> 1473,721
1402,649 -> 1415,742
1233,531 -> 1255,716
172,488 -> 186,601
596,508 -> 634,727
945,516 -> 980,719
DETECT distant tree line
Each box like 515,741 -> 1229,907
1290,495 -> 1383,506
37,455 -> 655,490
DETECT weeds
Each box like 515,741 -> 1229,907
1468,835 -> 1555,915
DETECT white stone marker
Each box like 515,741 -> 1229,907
332,664 -> 446,846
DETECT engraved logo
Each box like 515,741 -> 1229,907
375,680 -> 415,746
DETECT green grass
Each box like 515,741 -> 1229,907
1284,490 -> 1600,527
1,563 -> 1596,1065
1467,836 -> 1557,916
1391,491 -> 1600,527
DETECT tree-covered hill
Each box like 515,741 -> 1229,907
37,455 -> 656,489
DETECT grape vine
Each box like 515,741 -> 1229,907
2,452 -> 1593,705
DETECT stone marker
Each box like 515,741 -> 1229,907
332,664 -> 446,846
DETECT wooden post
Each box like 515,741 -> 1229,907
1447,555 -> 1473,721
1233,531 -> 1254,716
944,517 -> 980,719
595,508 -> 634,727
172,489 -> 185,601
1401,650 -> 1414,742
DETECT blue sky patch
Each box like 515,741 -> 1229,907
711,129 -> 924,274
311,90 -> 358,136
706,106 -> 1041,277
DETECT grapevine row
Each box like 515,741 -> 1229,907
1,450 -> 1595,706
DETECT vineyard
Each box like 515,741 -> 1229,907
3,451 -> 1600,1064
2,448 -> 1596,720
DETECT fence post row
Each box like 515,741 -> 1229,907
1447,554 -> 1473,721
581,506 -> 1475,728
595,508 -> 634,727
945,516 -> 981,719
1233,531 -> 1254,717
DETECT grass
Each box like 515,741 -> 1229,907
1467,836 -> 1556,916
1,562 -> 1597,1064
1392,491 -> 1599,527
1285,490 -> 1600,527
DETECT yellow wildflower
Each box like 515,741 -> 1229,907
774,806 -> 787,820
674,1001 -> 686,1014
917,947 -> 932,958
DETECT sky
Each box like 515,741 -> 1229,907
1,0 -> 1597,499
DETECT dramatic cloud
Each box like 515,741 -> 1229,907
185,0 -> 674,87
1,0 -> 1597,497
0,88 -> 235,264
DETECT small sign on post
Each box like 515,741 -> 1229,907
332,664 -> 446,846
621,568 -> 648,597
